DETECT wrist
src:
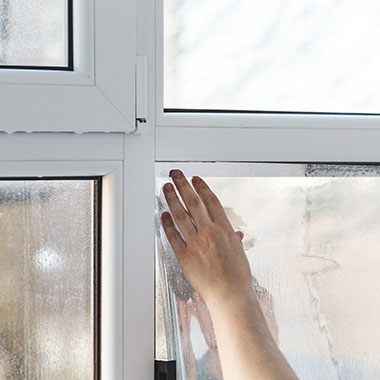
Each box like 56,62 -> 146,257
207,286 -> 275,340
205,286 -> 259,316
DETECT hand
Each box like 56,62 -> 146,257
161,169 -> 254,307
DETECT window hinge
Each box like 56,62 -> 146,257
134,56 -> 148,134
155,360 -> 176,380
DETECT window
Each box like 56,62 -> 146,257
164,0 -> 380,114
155,0 -> 380,376
155,162 -> 380,380
0,0 -> 155,377
157,0 -> 380,128
0,0 -> 136,133
1,0 -> 380,378
0,178 -> 99,379
0,0 -> 73,70
0,133 -> 153,379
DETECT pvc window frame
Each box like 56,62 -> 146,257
0,0 -> 156,378
0,132 -> 156,380
0,0 -> 136,133
153,0 -> 380,163
2,1 -> 380,379
155,0 -> 380,132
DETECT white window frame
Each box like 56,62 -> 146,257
1,0 -> 157,377
151,3 -> 380,376
155,0 -> 380,131
0,132 -> 155,380
2,0 -> 380,379
0,158 -> 123,378
0,0 -> 136,133
153,0 -> 380,164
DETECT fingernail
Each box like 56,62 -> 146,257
192,176 -> 201,184
170,170 -> 182,179
162,212 -> 171,219
164,183 -> 174,192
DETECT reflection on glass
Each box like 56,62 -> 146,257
0,0 -> 68,67
0,180 -> 96,379
164,1 -> 380,113
156,162 -> 380,380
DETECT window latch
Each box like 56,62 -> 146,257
134,56 -> 148,134
155,360 -> 176,380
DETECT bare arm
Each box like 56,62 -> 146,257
161,170 -> 299,380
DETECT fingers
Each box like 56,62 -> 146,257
169,170 -> 210,227
161,212 -> 186,254
163,183 -> 197,240
191,176 -> 233,231
162,170 -> 234,237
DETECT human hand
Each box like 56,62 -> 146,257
161,170 -> 254,308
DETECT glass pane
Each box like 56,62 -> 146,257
0,0 -> 69,68
164,1 -> 380,114
156,162 -> 380,380
0,180 -> 98,379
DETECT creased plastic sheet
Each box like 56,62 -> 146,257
155,162 -> 380,380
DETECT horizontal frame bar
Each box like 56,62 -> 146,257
0,133 -> 124,161
157,111 -> 380,130
156,126 -> 380,162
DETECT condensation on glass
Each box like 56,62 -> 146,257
164,0 -> 380,114
155,162 -> 380,380
0,180 -> 98,380
0,0 -> 69,67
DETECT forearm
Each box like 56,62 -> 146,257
207,290 -> 299,380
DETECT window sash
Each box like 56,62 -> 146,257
155,0 -> 380,130
0,0 -> 136,133
3,1 -> 380,379
0,132 -> 156,380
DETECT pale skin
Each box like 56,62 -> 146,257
161,169 -> 299,380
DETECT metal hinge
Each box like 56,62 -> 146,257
155,360 -> 176,380
134,56 -> 148,134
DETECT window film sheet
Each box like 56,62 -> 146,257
0,180 -> 96,379
155,163 -> 380,380
0,0 -> 68,67
164,1 -> 380,113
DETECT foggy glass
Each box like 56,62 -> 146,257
155,162 -> 380,380
0,0 -> 68,67
0,180 -> 96,379
164,0 -> 380,114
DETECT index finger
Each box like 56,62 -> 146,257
191,176 -> 233,231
